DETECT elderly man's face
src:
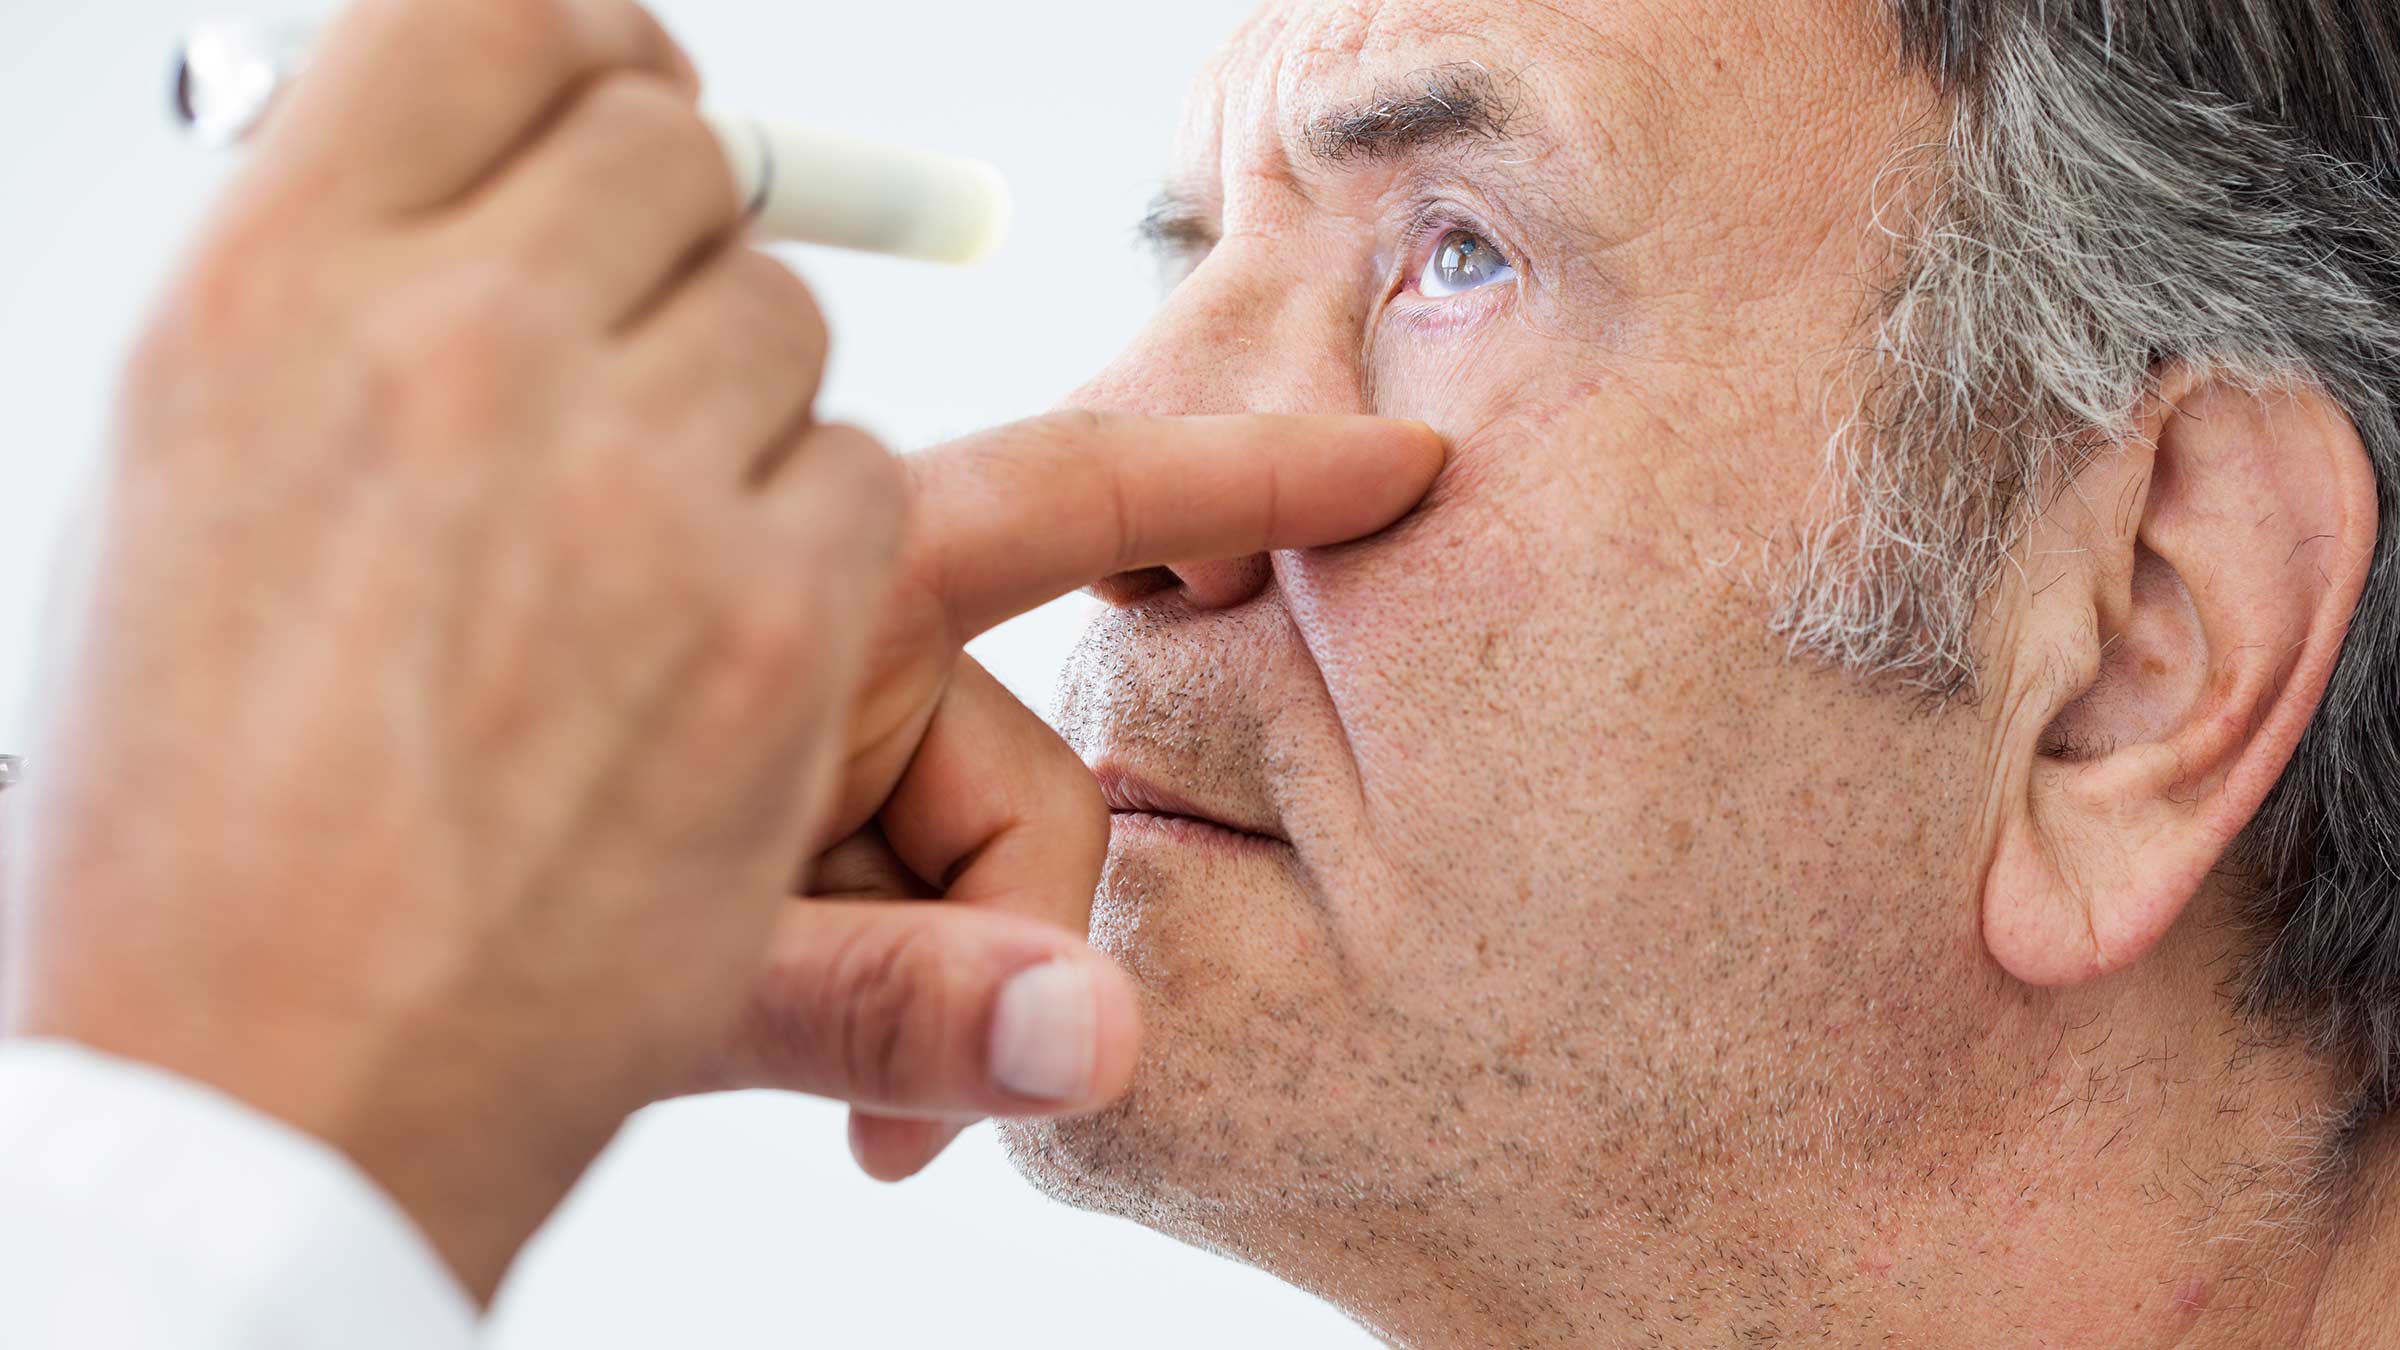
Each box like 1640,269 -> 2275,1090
1009,0 -> 2003,1291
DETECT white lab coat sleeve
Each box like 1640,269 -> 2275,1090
0,1037 -> 481,1350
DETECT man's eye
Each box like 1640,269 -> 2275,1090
1415,229 -> 1516,298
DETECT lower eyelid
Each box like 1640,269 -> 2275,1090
1385,279 -> 1516,337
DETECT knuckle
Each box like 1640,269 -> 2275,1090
1000,409 -> 1122,520
458,0 -> 582,67
780,424 -> 908,563
688,538 -> 853,721
434,0 -> 690,99
583,68 -> 712,159
1022,407 -> 1111,455
712,588 -> 819,691
142,210 -> 320,367
1071,781 -> 1112,874
644,85 -> 726,167
553,453 -> 693,580
372,220 -> 554,353
1055,741 -> 1110,824
675,253 -> 827,409
376,274 -> 557,432
821,924 -> 961,1105
576,65 -> 683,125
1038,752 -> 1111,887
819,425 -> 907,519
725,252 -> 829,363
503,77 -> 728,263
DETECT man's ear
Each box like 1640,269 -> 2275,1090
1982,368 -> 2379,987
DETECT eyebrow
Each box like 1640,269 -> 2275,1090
1304,63 -> 1527,165
1136,64 -> 1534,254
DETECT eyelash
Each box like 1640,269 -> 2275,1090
1140,203 -> 1520,324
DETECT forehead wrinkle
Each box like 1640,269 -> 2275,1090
1159,6 -> 1391,234
1290,3 -> 1668,193
1169,0 -> 1683,257
1248,0 -> 1476,175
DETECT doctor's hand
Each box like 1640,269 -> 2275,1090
705,411 -> 1445,1179
3,0 -> 890,1302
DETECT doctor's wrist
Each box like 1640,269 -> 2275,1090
13,975 -> 634,1304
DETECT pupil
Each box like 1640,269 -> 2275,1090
1422,229 -> 1507,297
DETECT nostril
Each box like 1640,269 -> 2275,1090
1087,565 -> 1181,607
1087,555 -> 1275,611
1160,555 -> 1275,612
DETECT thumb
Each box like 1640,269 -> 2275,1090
718,899 -> 1141,1118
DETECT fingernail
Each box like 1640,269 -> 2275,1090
990,960 -> 1097,1102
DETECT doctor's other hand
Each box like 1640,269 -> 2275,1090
708,409 -> 1446,1180
1,0 -> 894,1302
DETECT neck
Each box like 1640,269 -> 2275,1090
2298,1107 -> 2400,1349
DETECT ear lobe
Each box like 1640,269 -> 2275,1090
1981,374 -> 2379,987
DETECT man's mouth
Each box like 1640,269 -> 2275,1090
1091,764 -> 1289,850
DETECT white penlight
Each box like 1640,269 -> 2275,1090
169,18 -> 1011,266
703,115 -> 1010,266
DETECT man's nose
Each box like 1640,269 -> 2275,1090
1069,249 -> 1364,611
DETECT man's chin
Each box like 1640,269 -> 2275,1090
997,1107 -> 1174,1225
1016,846 -> 1386,1236
995,1052 -> 1278,1244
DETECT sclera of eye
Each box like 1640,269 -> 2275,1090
1417,230 -> 1516,299
1382,257 -> 1521,340
1380,213 -> 1526,338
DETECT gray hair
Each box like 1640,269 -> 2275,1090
1781,1 -> 2400,1111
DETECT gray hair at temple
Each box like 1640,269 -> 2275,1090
1776,1 -> 2400,1113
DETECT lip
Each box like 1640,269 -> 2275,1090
1091,763 -> 1289,849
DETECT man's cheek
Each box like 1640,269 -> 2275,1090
1290,369 -> 1710,640
1369,323 -> 1593,434
1278,453 -> 1535,664
1277,374 -> 1765,819
1274,446 -> 1657,766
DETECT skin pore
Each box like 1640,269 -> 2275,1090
1000,1 -> 2392,1346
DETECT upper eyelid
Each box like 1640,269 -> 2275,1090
1136,195 -> 1220,259
1400,209 -> 1519,279
1128,196 -> 1521,289
1396,186 -> 1517,244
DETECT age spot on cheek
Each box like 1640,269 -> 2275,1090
2167,1277 -> 2212,1327
1521,380 -> 1608,433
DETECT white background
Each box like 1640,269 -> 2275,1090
0,0 -> 1382,1344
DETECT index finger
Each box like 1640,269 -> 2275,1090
906,412 -> 1447,638
258,0 -> 700,217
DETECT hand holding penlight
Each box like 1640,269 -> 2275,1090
171,17 -> 1011,264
